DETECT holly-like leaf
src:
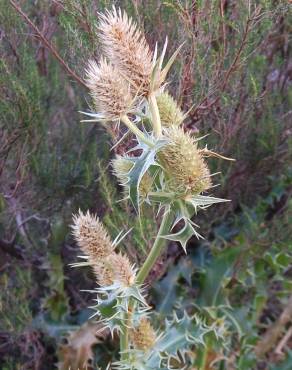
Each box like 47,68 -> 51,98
91,283 -> 149,336
197,247 -> 241,307
147,312 -> 213,368
162,219 -> 203,252
115,312 -> 213,370
126,138 -> 168,211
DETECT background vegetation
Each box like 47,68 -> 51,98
0,0 -> 291,369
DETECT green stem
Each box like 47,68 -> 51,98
136,209 -> 174,285
199,340 -> 210,370
121,115 -> 154,148
120,317 -> 129,362
119,210 -> 173,360
148,93 -> 162,137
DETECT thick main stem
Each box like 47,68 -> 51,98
136,209 -> 174,284
121,115 -> 154,148
148,93 -> 162,137
119,210 -> 173,360
119,99 -> 165,360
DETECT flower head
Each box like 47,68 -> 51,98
107,253 -> 135,287
159,127 -> 212,195
112,155 -> 153,198
85,59 -> 134,120
92,252 -> 135,287
112,155 -> 133,186
130,318 -> 156,351
92,261 -> 115,286
156,91 -> 184,127
98,7 -> 153,96
72,210 -> 114,260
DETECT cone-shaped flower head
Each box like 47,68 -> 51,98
85,59 -> 134,120
156,91 -> 184,127
112,155 -> 153,198
92,261 -> 115,286
159,127 -> 212,195
130,318 -> 156,351
98,7 -> 153,96
92,253 -> 135,287
72,210 -> 114,260
107,252 -> 135,286
112,155 -> 133,186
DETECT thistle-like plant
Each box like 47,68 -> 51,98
72,6 -> 233,369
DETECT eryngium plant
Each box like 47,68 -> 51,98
72,6 -> 233,369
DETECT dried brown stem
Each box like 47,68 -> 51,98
191,6 -> 261,118
9,0 -> 87,89
255,295 -> 292,358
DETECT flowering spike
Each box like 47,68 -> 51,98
98,7 -> 153,96
156,91 -> 184,127
71,210 -> 114,260
85,59 -> 135,120
130,318 -> 156,351
106,253 -> 136,287
92,261 -> 115,286
158,127 -> 212,195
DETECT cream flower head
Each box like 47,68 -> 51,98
98,7 -> 153,96
85,59 -> 135,121
72,210 -> 114,260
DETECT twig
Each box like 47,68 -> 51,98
275,326 -> 292,356
219,0 -> 227,56
9,0 -> 87,89
191,6 -> 261,118
255,295 -> 292,358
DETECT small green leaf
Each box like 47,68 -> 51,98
162,219 -> 202,252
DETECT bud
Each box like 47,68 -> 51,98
112,156 -> 133,186
130,318 -> 156,351
72,210 -> 114,260
159,127 -> 212,195
98,7 -> 153,96
112,156 -> 152,198
85,59 -> 134,120
156,92 -> 184,127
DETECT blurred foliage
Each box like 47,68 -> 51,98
0,0 -> 291,369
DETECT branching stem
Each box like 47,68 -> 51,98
121,115 -> 154,148
148,93 -> 162,137
119,210 -> 173,361
136,209 -> 174,284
